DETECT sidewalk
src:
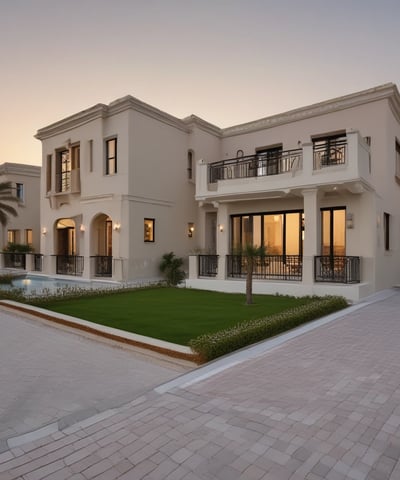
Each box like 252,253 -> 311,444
1,289 -> 400,478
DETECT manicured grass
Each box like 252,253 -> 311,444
41,288 -> 315,345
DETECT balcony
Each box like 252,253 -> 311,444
196,130 -> 372,202
314,256 -> 360,283
209,149 -> 302,183
227,255 -> 303,281
55,255 -> 84,276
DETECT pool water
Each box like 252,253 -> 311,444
1,274 -> 116,296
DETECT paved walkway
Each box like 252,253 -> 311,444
0,308 -> 190,450
2,290 -> 400,479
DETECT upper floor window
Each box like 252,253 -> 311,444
313,132 -> 346,169
395,140 -> 400,181
255,145 -> 283,176
16,183 -> 24,203
106,138 -> 117,175
7,229 -> 19,244
25,229 -> 33,245
56,149 -> 71,192
187,151 -> 193,180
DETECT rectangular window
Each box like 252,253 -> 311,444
106,138 -> 117,175
25,229 -> 33,245
231,211 -> 303,256
89,140 -> 93,172
56,149 -> 71,192
395,141 -> 400,181
71,145 -> 80,170
384,212 -> 390,251
7,230 -> 19,244
256,145 -> 283,176
187,151 -> 193,180
16,183 -> 24,203
313,132 -> 346,168
144,218 -> 155,242
321,207 -> 346,256
46,154 -> 52,193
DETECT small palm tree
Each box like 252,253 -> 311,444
159,252 -> 185,286
240,244 -> 266,305
0,181 -> 18,226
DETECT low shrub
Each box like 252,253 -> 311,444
0,273 -> 18,284
189,296 -> 348,363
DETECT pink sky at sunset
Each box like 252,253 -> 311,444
1,0 -> 399,166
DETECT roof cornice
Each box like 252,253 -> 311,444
108,96 -> 190,133
182,115 -> 222,137
222,83 -> 400,137
35,104 -> 108,140
0,162 -> 41,176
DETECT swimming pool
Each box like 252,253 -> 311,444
0,274 -> 118,296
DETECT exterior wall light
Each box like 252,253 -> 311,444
188,223 -> 195,237
218,224 -> 224,232
41,227 -> 47,235
346,213 -> 354,229
79,224 -> 86,232
113,222 -> 121,231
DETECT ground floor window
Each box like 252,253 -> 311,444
231,211 -> 303,255
7,229 -> 19,244
321,207 -> 346,256
144,218 -> 155,242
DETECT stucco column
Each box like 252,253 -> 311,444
302,142 -> 314,177
302,188 -> 322,285
216,202 -> 229,280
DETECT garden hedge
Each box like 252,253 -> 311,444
189,296 -> 348,363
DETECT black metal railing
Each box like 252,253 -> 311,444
227,255 -> 302,280
34,254 -> 43,272
56,255 -> 84,276
313,138 -> 347,169
209,149 -> 302,183
314,256 -> 360,283
198,255 -> 218,277
92,256 -> 112,277
3,253 -> 26,269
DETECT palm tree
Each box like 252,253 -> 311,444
240,244 -> 266,305
0,181 -> 18,226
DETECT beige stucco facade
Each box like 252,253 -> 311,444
0,163 -> 41,252
35,83 -> 400,300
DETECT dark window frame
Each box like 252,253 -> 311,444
384,212 -> 390,251
105,137 -> 117,175
144,218 -> 155,243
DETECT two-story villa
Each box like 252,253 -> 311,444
36,83 -> 400,301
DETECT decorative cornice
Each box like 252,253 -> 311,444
35,104 -> 108,140
182,115 -> 222,137
0,162 -> 41,177
80,194 -> 115,204
122,194 -> 174,207
108,96 -> 190,133
222,83 -> 400,137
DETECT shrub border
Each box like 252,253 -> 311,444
189,296 -> 348,363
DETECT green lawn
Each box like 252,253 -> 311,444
41,288 -> 315,345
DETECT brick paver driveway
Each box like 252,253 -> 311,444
2,290 -> 400,479
0,307 -> 189,449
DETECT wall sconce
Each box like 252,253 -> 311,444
346,213 -> 354,229
41,227 -> 47,235
113,222 -> 121,231
218,224 -> 224,233
79,224 -> 86,232
188,223 -> 195,237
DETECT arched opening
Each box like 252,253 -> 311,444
56,218 -> 76,255
91,214 -> 112,277
55,218 -> 83,276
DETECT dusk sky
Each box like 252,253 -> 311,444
1,0 -> 400,166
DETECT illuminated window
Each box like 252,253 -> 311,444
56,149 -> 71,192
7,230 -> 19,244
25,229 -> 33,245
321,207 -> 346,256
144,218 -> 155,242
105,138 -> 117,175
